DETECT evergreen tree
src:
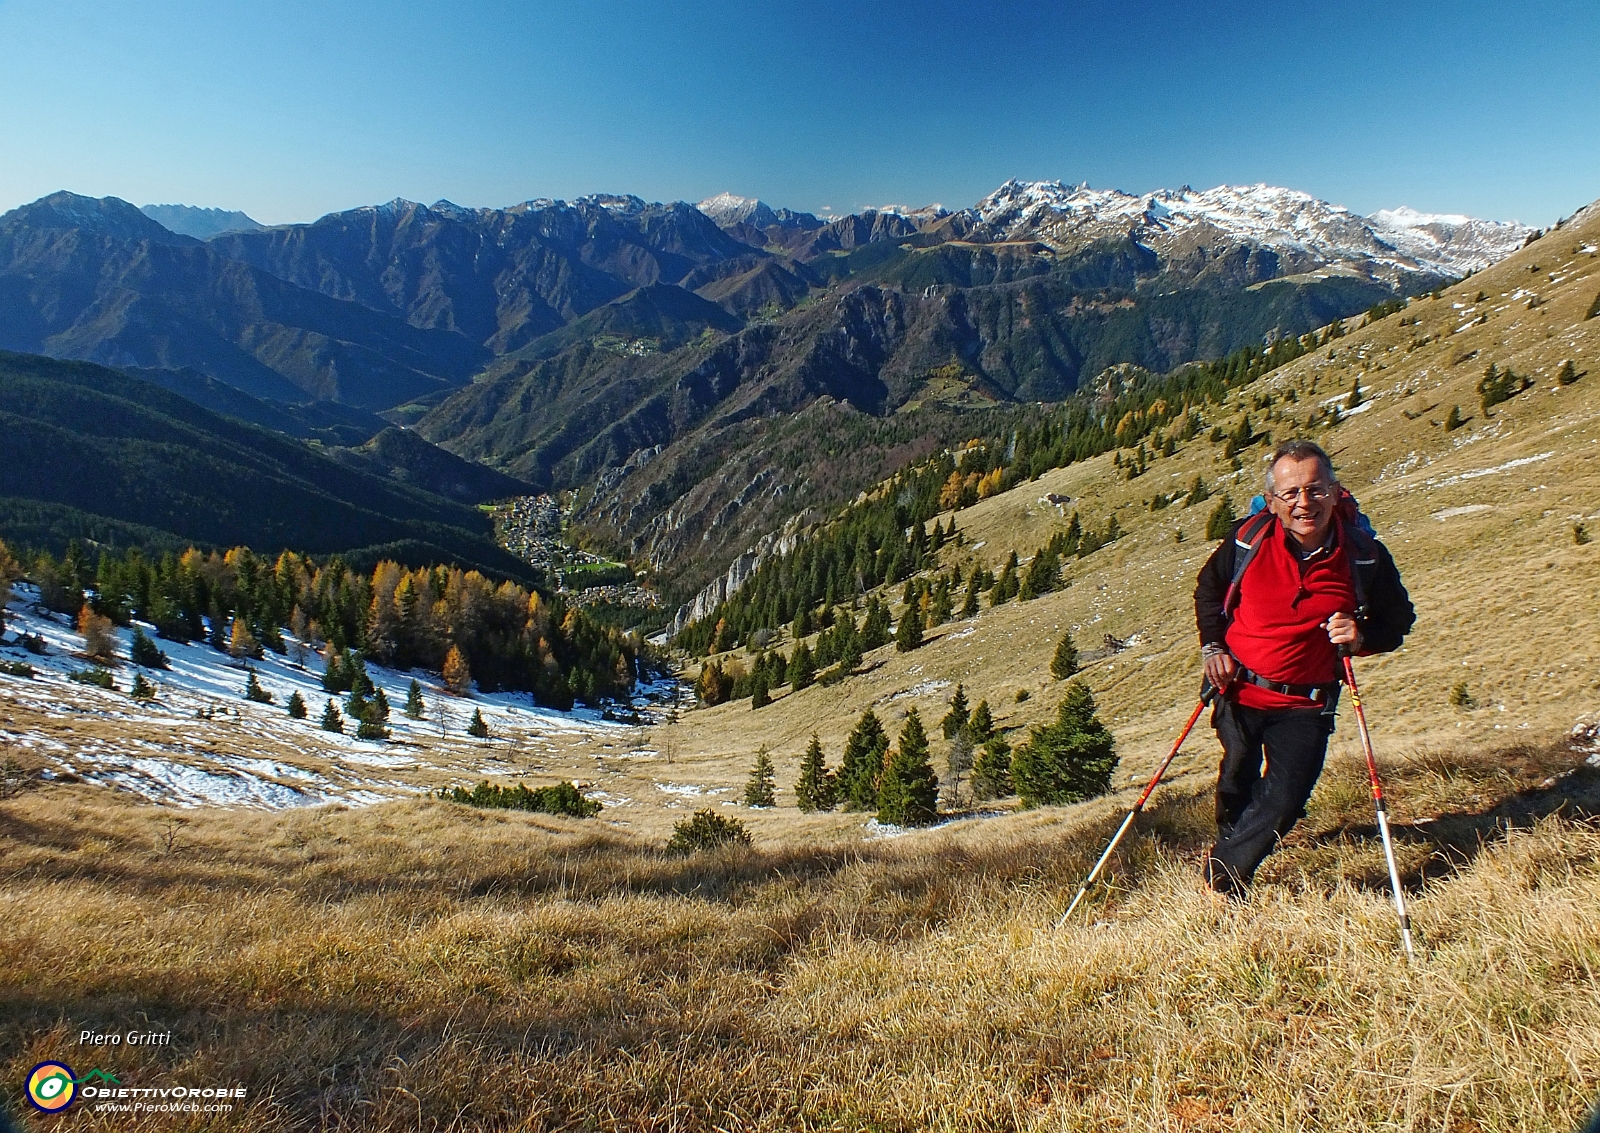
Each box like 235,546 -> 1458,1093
877,709 -> 939,826
990,552 -> 1019,606
1444,405 -> 1465,431
244,669 -> 274,704
941,683 -> 970,740
1183,475 -> 1210,507
838,709 -> 889,810
895,604 -> 924,652
320,699 -> 344,734
466,708 -> 490,738
287,691 -> 307,719
357,713 -> 390,741
1050,630 -> 1080,680
130,627 -> 169,670
404,679 -> 425,719
129,672 -> 157,701
1205,495 -> 1237,540
786,641 -> 816,690
744,745 -> 776,808
1010,681 -> 1117,807
794,733 -> 837,812
750,668 -> 771,709
960,569 -> 981,618
860,598 -> 891,651
1346,376 -> 1363,409
1557,359 -> 1580,385
372,687 -> 391,722
322,648 -> 345,693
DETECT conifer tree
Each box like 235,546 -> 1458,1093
1206,495 -> 1237,541
129,672 -> 156,701
960,569 -> 981,618
1444,405 -> 1465,431
1183,475 -> 1210,507
744,744 -> 776,808
794,733 -> 837,812
466,708 -> 489,738
877,709 -> 939,826
990,552 -> 1019,606
130,627 -> 169,670
320,699 -> 344,734
322,648 -> 345,692
860,598 -> 891,651
1010,681 -> 1117,807
229,618 -> 260,660
443,645 -> 472,695
78,605 -> 116,661
373,687 -> 391,722
895,604 -> 924,652
1050,630 -> 1080,680
941,683 -> 970,740
1557,359 -> 1580,385
287,691 -> 307,719
750,668 -> 770,709
404,679 -> 425,719
786,641 -> 816,690
244,669 -> 274,704
1346,376 -> 1363,409
838,709 -> 889,810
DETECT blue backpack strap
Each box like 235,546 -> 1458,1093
1221,511 -> 1277,620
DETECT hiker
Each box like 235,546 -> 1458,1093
1193,439 -> 1415,894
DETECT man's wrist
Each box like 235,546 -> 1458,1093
1201,642 -> 1229,658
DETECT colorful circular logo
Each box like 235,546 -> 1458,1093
27,1061 -> 77,1113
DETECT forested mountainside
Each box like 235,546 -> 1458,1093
0,352 -> 534,581
0,181 -> 1536,598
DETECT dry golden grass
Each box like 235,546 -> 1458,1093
2,732 -> 1597,1130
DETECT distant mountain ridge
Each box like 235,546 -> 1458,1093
141,203 -> 264,239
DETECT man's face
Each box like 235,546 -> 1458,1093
1267,456 -> 1337,545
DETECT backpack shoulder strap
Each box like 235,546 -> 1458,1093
1342,522 -> 1379,616
1221,511 -> 1277,619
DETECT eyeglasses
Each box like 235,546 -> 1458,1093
1273,485 -> 1333,504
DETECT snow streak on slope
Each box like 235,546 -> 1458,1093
0,585 -> 679,810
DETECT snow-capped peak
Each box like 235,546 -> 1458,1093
696,192 -> 777,229
964,179 -> 1532,281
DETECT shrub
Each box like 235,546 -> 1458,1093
1444,405 -> 1465,431
1557,359 -> 1581,386
1576,524 -> 1592,546
1449,681 -> 1475,708
666,808 -> 752,854
1478,363 -> 1532,414
1011,680 -> 1118,807
0,660 -> 34,678
438,780 -> 601,818
130,627 -> 169,670
356,717 -> 390,741
70,667 -> 114,690
1015,688 -> 1030,703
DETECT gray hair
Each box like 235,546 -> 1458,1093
1264,439 -> 1335,494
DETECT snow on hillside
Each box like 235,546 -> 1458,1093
0,585 -> 677,810
965,179 -> 1531,280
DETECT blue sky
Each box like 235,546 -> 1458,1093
1,0 -> 1595,225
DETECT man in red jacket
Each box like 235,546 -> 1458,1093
1193,439 -> 1414,894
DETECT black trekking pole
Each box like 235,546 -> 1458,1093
1057,684 -> 1215,927
1340,654 -> 1417,961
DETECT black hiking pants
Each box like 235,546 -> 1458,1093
1205,693 -> 1337,893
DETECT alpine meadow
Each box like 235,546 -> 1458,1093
2,114 -> 1600,1132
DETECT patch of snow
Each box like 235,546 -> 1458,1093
1432,504 -> 1495,521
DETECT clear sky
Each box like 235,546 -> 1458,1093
1,0 -> 1595,226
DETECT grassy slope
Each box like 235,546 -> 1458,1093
2,206 -> 1599,1130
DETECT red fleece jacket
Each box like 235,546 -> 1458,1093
1224,522 -> 1355,710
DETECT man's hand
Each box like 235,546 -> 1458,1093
1202,646 -> 1238,690
1325,612 -> 1363,652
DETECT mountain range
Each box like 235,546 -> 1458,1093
0,179 -> 1537,597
